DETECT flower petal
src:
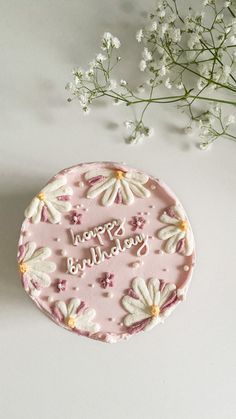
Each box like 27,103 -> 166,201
122,295 -> 146,314
27,246 -> 52,263
158,225 -> 179,240
48,186 -> 73,199
68,298 -> 81,316
24,197 -> 40,219
124,171 -> 149,184
44,200 -> 61,224
84,168 -> 113,180
159,283 -> 177,308
132,277 -> 152,306
123,310 -> 150,327
184,228 -> 194,256
55,301 -> 68,318
101,180 -> 120,206
164,232 -> 185,254
128,181 -> 151,198
172,205 -> 186,220
50,199 -> 72,213
120,179 -> 134,205
86,177 -> 116,199
160,213 -> 179,225
76,308 -> 100,333
31,200 -> 44,224
28,260 -> 56,273
42,177 -> 67,193
147,278 -> 160,303
143,316 -> 160,332
23,242 -> 37,262
29,270 -> 51,288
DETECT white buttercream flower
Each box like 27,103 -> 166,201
18,241 -> 56,296
25,177 -> 73,224
54,298 -> 100,334
122,277 -> 179,333
85,168 -> 150,206
157,205 -> 194,256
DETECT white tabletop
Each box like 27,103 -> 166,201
0,1 -> 236,418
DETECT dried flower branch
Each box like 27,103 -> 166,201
66,1 -> 236,150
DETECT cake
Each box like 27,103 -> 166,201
17,162 -> 195,343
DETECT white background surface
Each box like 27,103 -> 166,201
0,1 -> 236,418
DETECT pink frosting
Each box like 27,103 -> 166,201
18,162 -> 196,343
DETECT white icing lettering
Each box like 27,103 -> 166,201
67,234 -> 149,275
70,218 -> 125,246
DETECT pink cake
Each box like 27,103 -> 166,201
17,162 -> 195,343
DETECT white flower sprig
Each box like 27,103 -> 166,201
67,1 -> 236,149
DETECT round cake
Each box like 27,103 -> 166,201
17,162 -> 195,343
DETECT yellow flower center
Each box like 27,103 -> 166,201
178,220 -> 188,231
19,262 -> 28,274
115,170 -> 124,180
66,316 -> 76,329
37,192 -> 46,201
150,304 -> 160,317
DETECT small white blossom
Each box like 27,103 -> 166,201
112,36 -> 121,49
216,13 -> 223,23
107,79 -> 117,90
159,65 -> 167,76
184,126 -> 194,136
164,78 -> 172,89
176,81 -> 184,90
229,35 -> 236,45
124,120 -> 133,129
136,29 -> 143,42
159,23 -> 169,39
102,32 -> 120,49
188,33 -> 200,49
157,9 -> 166,18
142,47 -> 152,61
96,53 -> 107,62
151,21 -> 158,31
225,115 -> 235,125
199,142 -> 210,150
139,60 -> 147,71
120,79 -> 127,86
171,28 -> 181,43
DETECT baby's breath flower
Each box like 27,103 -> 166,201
176,81 -> 184,90
159,65 -> 167,76
67,1 -> 236,149
112,36 -> 121,49
136,29 -> 143,42
225,115 -> 235,126
199,142 -> 210,150
101,33 -> 121,50
164,78 -> 172,89
96,53 -> 107,62
151,21 -> 158,31
184,126 -> 194,136
107,79 -> 117,90
229,35 -> 236,44
188,33 -> 200,49
139,60 -> 147,71
142,47 -> 152,61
